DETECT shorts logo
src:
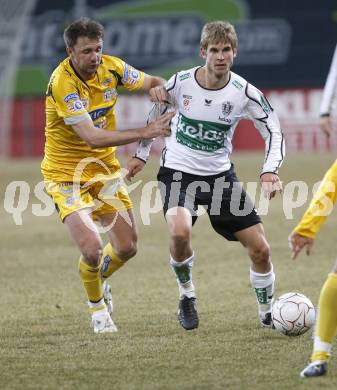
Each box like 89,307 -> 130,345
101,255 -> 111,274
65,196 -> 78,206
59,185 -> 73,195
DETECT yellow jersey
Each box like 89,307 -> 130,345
294,159 -> 337,238
41,55 -> 144,182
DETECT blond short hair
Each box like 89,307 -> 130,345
200,21 -> 238,50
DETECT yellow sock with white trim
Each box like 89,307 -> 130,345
100,243 -> 126,279
78,256 -> 104,304
311,273 -> 337,362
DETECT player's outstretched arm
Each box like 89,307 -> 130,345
71,111 -> 174,149
288,231 -> 314,260
141,74 -> 169,103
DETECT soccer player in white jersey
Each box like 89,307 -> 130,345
319,44 -> 337,137
128,21 -> 285,330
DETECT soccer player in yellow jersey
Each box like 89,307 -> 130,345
41,17 -> 173,333
289,159 -> 337,377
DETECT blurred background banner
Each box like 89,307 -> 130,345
1,0 -> 337,157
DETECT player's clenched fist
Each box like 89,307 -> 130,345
142,111 -> 174,139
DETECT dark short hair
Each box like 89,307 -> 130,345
63,17 -> 104,48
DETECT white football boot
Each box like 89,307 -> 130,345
91,308 -> 117,334
102,280 -> 114,317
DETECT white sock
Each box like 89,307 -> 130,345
250,265 -> 275,313
88,298 -> 105,310
170,253 -> 196,299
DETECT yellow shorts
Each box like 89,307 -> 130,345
44,173 -> 133,222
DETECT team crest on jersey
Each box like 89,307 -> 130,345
103,88 -> 117,101
221,101 -> 233,116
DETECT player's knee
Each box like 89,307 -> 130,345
171,227 -> 190,247
115,240 -> 138,261
250,241 -> 270,264
82,245 -> 103,267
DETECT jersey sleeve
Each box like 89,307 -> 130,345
165,73 -> 178,107
113,57 -> 145,91
49,74 -> 90,125
294,159 -> 337,238
134,74 -> 177,161
320,44 -> 337,116
244,83 -> 285,175
134,102 -> 171,162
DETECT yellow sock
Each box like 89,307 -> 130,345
78,257 -> 103,303
100,243 -> 126,279
311,273 -> 337,362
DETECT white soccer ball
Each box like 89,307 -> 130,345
271,292 -> 316,336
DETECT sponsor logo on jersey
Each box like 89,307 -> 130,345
66,99 -> 84,112
176,113 -> 231,152
183,94 -> 192,99
204,99 -> 212,106
81,98 -> 89,110
232,80 -> 244,90
122,64 -> 141,85
103,88 -> 117,101
260,95 -> 271,114
179,73 -> 191,81
102,77 -> 113,86
63,92 -> 80,102
89,106 -> 113,121
183,98 -> 191,111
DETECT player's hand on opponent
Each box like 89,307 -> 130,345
288,231 -> 314,260
149,86 -> 170,103
320,116 -> 333,138
142,111 -> 174,139
260,173 -> 283,199
126,157 -> 146,181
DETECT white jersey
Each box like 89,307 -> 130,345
320,44 -> 337,116
136,66 -> 285,176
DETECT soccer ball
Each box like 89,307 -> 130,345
271,292 -> 316,336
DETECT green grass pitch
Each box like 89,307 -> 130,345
1,153 -> 337,389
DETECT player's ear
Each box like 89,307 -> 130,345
66,46 -> 72,57
200,47 -> 206,60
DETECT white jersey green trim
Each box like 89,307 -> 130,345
138,66 -> 285,176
